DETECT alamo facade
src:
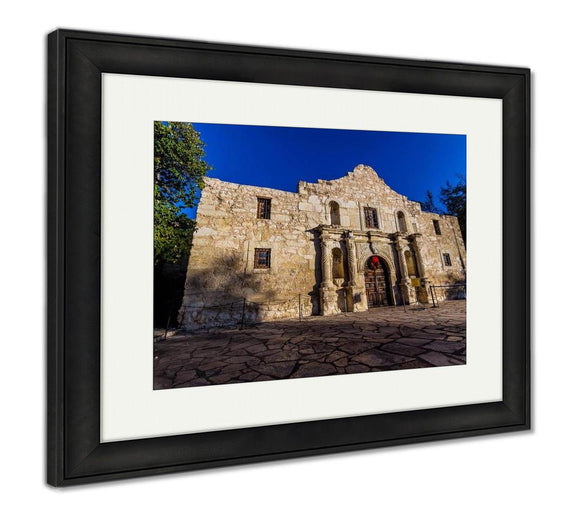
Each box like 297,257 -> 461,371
179,164 -> 466,330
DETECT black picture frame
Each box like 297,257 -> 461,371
47,29 -> 530,486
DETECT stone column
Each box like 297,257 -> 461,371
320,237 -> 332,289
319,236 -> 335,315
393,233 -> 411,304
345,232 -> 358,286
410,233 -> 427,278
410,233 -> 429,303
394,235 -> 409,280
344,232 -> 360,312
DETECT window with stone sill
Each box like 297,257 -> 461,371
433,219 -> 442,235
443,253 -> 452,266
329,200 -> 340,225
364,207 -> 379,229
254,248 -> 271,269
257,197 -> 271,219
396,211 -> 407,232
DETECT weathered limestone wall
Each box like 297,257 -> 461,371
179,178 -> 319,329
298,165 -> 420,233
179,164 -> 466,329
415,212 -> 466,284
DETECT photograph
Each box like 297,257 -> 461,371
153,121 -> 467,389
43,23 -> 533,489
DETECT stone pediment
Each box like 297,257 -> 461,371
320,164 -> 391,190
344,164 -> 385,183
324,164 -> 387,186
298,164 -> 394,196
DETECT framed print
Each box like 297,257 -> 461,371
47,29 -> 530,486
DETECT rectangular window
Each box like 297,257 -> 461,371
254,248 -> 271,269
443,253 -> 452,266
257,197 -> 271,219
364,207 -> 379,229
433,219 -> 441,235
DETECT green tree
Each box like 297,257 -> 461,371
440,178 -> 466,242
154,121 -> 211,264
420,190 -> 442,214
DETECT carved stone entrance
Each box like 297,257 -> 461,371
364,256 -> 394,307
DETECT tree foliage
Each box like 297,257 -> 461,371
420,190 -> 442,214
421,178 -> 466,242
440,178 -> 466,242
154,121 -> 211,264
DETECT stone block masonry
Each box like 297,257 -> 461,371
179,165 -> 466,330
157,301 -> 467,388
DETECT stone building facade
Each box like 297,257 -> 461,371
179,165 -> 466,330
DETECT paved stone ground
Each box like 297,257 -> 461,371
154,301 -> 466,389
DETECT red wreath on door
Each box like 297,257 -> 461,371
369,256 -> 381,270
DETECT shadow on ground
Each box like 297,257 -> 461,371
154,301 -> 466,389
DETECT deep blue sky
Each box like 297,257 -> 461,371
187,122 -> 465,219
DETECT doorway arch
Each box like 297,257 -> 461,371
364,256 -> 394,307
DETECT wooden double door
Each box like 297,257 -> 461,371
364,257 -> 394,307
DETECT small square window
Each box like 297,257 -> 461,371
254,248 -> 271,269
443,253 -> 452,266
433,219 -> 441,235
364,207 -> 379,229
257,197 -> 271,219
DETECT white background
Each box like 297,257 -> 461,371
0,1 -> 576,508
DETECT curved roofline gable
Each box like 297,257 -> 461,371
298,164 -> 400,197
298,164 -> 392,190
345,164 -> 386,185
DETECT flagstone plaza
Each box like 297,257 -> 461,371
154,300 -> 466,390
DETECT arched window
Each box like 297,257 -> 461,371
404,250 -> 416,276
396,211 -> 407,232
329,201 -> 340,225
332,247 -> 345,279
